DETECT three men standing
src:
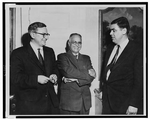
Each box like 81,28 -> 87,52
10,17 -> 143,115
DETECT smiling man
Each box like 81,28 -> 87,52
57,33 -> 96,114
10,22 -> 59,114
100,17 -> 143,115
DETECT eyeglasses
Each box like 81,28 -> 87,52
35,32 -> 50,38
71,41 -> 82,45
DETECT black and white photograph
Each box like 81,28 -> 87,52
3,2 -> 147,118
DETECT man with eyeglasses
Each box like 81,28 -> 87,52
57,33 -> 96,114
10,22 -> 59,114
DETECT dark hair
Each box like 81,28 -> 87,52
69,33 -> 82,40
111,17 -> 130,34
28,22 -> 46,33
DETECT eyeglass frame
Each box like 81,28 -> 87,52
34,32 -> 50,38
70,41 -> 82,45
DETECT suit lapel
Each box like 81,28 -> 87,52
43,47 -> 52,75
104,44 -> 115,70
111,41 -> 133,71
66,51 -> 80,69
77,54 -> 85,69
43,47 -> 49,68
27,45 -> 45,72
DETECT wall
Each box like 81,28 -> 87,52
14,5 -> 101,115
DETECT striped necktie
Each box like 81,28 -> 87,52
38,48 -> 44,65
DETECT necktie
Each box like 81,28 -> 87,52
38,48 -> 44,65
75,55 -> 78,59
106,45 -> 120,74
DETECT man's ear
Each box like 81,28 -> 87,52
122,28 -> 127,35
68,39 -> 71,46
30,32 -> 35,39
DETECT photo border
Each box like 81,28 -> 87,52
3,2 -> 148,118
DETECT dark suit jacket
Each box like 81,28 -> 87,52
57,50 -> 95,111
10,44 -> 59,114
100,41 -> 143,114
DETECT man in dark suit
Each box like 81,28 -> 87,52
100,17 -> 143,114
57,33 -> 96,114
10,22 -> 59,114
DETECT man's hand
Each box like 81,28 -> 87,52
62,77 -> 79,83
88,68 -> 96,78
49,74 -> 57,84
94,88 -> 102,100
38,75 -> 50,84
126,106 -> 138,115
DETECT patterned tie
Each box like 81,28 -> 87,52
106,45 -> 120,73
38,48 -> 44,65
75,55 -> 78,59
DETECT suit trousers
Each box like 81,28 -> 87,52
60,103 -> 89,115
16,95 -> 60,115
102,101 -> 117,114
60,109 -> 89,115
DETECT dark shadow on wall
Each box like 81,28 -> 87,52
21,32 -> 31,46
10,32 -> 31,115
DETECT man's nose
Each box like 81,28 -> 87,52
43,37 -> 48,41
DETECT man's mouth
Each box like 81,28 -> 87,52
111,37 -> 115,40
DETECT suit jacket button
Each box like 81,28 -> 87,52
45,95 -> 47,97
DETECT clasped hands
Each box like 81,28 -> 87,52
62,77 -> 79,83
38,74 -> 57,85
63,68 -> 96,83
88,68 -> 96,78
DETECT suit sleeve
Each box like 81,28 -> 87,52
99,59 -> 105,92
50,49 -> 62,85
10,50 -> 38,89
57,54 -> 94,86
50,49 -> 60,77
99,50 -> 108,92
77,56 -> 95,86
129,47 -> 143,108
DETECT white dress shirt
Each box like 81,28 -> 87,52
72,52 -> 79,59
30,41 -> 44,59
106,39 -> 129,80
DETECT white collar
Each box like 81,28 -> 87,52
72,52 -> 79,56
117,38 -> 129,50
30,41 -> 43,51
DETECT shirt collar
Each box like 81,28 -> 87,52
30,41 -> 43,51
72,52 -> 79,56
117,38 -> 129,50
